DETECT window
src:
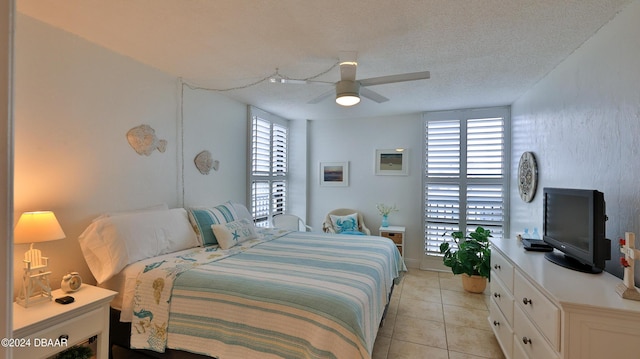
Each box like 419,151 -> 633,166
423,107 -> 510,256
250,108 -> 288,227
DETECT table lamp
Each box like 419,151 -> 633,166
14,211 -> 66,307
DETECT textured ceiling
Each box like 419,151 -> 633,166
17,0 -> 632,120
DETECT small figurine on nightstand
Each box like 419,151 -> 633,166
616,232 -> 640,301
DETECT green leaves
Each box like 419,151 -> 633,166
439,226 -> 492,279
468,226 -> 491,243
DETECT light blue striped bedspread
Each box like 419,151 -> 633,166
137,231 -> 406,358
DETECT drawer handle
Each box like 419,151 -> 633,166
493,264 -> 501,270
522,297 -> 532,305
493,320 -> 500,327
522,336 -> 532,345
493,292 -> 501,298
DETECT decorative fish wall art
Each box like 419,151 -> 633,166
194,150 -> 219,175
126,124 -> 167,156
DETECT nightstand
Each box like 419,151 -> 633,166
379,225 -> 405,257
12,284 -> 117,359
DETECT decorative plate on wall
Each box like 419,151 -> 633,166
518,151 -> 538,202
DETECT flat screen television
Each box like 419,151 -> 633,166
543,187 -> 610,274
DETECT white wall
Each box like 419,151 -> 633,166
1,0 -> 14,352
510,0 -> 640,281
288,119 -> 309,221
13,14 -> 247,295
181,86 -> 247,207
308,114 -> 423,268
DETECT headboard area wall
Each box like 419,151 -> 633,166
13,14 -> 248,296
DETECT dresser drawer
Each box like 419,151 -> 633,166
489,298 -> 513,357
13,307 -> 105,359
514,305 -> 559,359
491,249 -> 514,292
512,335 -> 530,359
490,274 -> 514,325
380,231 -> 403,244
514,271 -> 560,350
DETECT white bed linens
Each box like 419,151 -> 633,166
129,229 -> 406,359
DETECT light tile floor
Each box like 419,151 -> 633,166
113,270 -> 505,359
372,270 -> 505,359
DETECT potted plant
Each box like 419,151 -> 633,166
375,203 -> 398,228
53,345 -> 93,359
439,226 -> 491,293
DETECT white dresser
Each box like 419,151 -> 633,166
489,238 -> 640,359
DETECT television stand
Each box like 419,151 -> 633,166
544,251 -> 603,274
489,237 -> 640,359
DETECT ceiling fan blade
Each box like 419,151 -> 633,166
360,87 -> 389,103
307,89 -> 334,104
281,79 -> 309,85
359,71 -> 430,87
339,51 -> 358,81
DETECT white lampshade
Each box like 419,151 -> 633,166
335,80 -> 361,107
336,94 -> 361,106
14,211 -> 66,244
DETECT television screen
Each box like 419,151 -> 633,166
545,193 -> 590,252
543,187 -> 609,274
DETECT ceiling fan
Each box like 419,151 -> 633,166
305,51 -> 431,107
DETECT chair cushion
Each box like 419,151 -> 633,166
329,213 -> 359,234
340,230 -> 366,235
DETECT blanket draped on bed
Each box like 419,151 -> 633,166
130,229 -> 406,359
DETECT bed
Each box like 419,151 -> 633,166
78,202 -> 406,359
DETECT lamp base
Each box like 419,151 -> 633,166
16,290 -> 53,308
17,253 -> 53,308
16,265 -> 53,308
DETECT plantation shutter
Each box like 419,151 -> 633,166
424,108 -> 509,256
250,108 -> 288,227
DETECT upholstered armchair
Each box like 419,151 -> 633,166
322,208 -> 371,235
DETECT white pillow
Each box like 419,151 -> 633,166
211,218 -> 258,250
229,202 -> 253,222
78,207 -> 198,283
91,203 -> 169,222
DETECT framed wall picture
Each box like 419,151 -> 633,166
375,149 -> 408,175
320,162 -> 349,186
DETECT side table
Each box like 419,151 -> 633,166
12,284 -> 117,359
379,225 -> 405,257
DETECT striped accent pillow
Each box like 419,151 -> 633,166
187,202 -> 249,246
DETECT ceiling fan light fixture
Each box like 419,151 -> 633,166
335,80 -> 360,107
339,61 -> 358,67
336,95 -> 360,106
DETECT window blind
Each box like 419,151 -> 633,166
250,111 -> 288,227
424,108 -> 509,255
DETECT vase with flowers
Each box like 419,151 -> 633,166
376,203 -> 398,228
